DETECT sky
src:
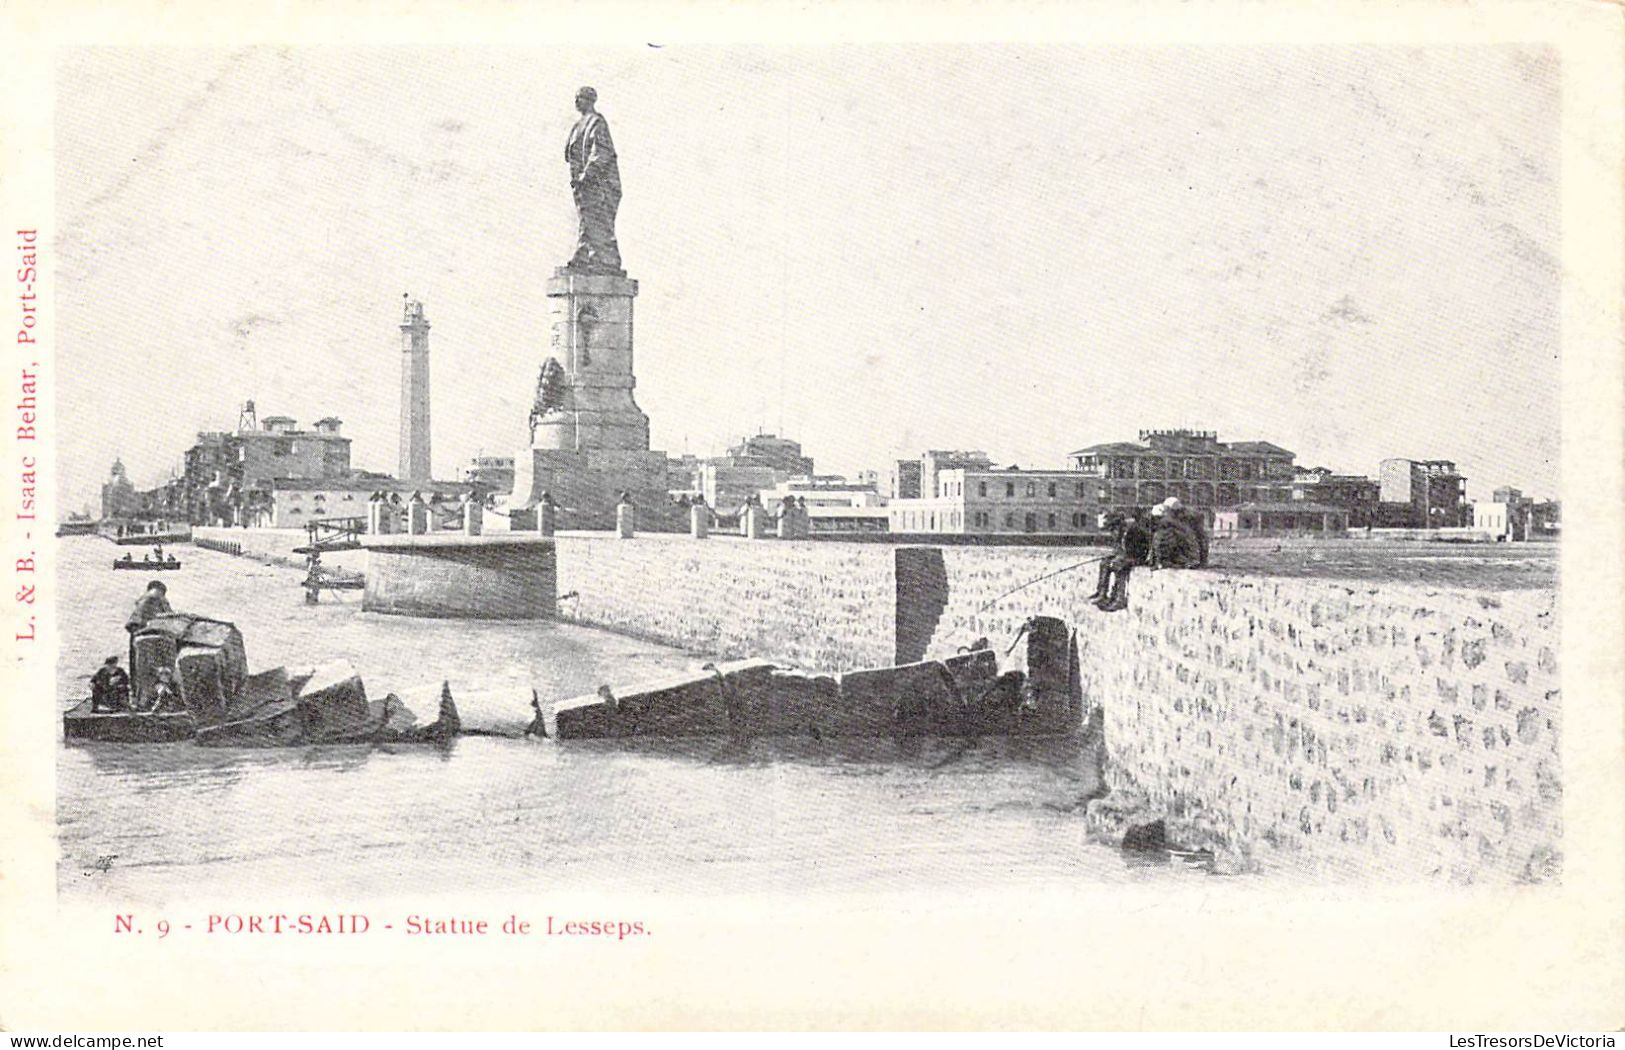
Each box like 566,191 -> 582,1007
54,45 -> 1559,513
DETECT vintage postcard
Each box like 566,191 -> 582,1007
1,0 -> 1621,1032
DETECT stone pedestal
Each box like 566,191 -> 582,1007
406,496 -> 429,535
534,273 -> 649,453
513,447 -> 671,530
514,270 -> 674,530
463,499 -> 484,536
689,503 -> 709,539
537,499 -> 557,537
616,500 -> 635,539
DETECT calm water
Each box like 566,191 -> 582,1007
56,537 -> 1189,901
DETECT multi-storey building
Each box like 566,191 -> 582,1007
464,455 -> 516,496
263,475 -> 468,529
756,475 -> 885,510
1292,467 -> 1381,528
1068,429 -> 1297,517
699,461 -> 784,512
1378,458 -> 1470,528
100,458 -> 138,520
697,433 -> 816,511
887,467 -> 1101,535
665,454 -> 701,496
1529,500 -> 1560,538
178,410 -> 353,526
919,450 -> 994,500
725,433 -> 814,476
889,459 -> 923,500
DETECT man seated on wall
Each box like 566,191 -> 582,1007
1160,497 -> 1208,568
1092,508 -> 1154,613
1148,501 -> 1202,572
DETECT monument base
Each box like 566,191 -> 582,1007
513,446 -> 679,531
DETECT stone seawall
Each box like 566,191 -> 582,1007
192,529 -> 1561,881
554,537 -> 1561,880
915,547 -> 1561,882
553,534 -> 897,672
363,535 -> 557,619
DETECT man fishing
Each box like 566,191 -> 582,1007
1092,508 -> 1154,613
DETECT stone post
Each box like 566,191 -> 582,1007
536,492 -> 557,537
407,492 -> 429,535
745,503 -> 768,540
615,492 -> 635,539
367,492 -> 392,535
776,497 -> 797,539
689,499 -> 710,539
463,496 -> 484,536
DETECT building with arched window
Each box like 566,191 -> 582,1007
1068,429 -> 1297,519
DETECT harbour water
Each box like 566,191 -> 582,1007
55,537 -> 1195,901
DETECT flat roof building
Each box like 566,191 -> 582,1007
1068,429 -> 1296,517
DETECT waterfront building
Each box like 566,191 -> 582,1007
1530,499 -> 1561,537
464,455 -> 515,496
693,433 -> 818,512
886,466 -> 1101,535
807,505 -> 891,534
920,450 -> 994,500
399,297 -> 432,483
1292,467 -> 1381,528
264,475 -> 469,529
1067,429 -> 1297,518
755,475 -> 885,510
665,454 -> 701,495
99,458 -> 138,520
178,410 -> 354,526
699,460 -> 783,512
1212,502 -> 1349,537
726,433 -> 814,476
1473,499 -> 1528,542
1378,458 -> 1470,528
890,459 -> 923,500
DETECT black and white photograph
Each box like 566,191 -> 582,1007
2,1 -> 1621,1034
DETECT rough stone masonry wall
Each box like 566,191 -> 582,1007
920,547 -> 1562,883
552,534 -> 897,672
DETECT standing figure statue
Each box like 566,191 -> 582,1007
564,86 -> 623,273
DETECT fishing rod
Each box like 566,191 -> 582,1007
952,551 -> 1113,651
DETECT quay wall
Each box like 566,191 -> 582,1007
912,547 -> 1561,882
364,539 -> 557,620
192,528 -> 1561,881
552,533 -> 897,671
554,537 -> 1561,882
191,526 -> 368,575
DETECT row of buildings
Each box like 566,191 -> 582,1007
103,399 -> 476,530
103,408 -> 1556,541
661,428 -> 1557,540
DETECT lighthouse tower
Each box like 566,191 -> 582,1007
399,296 -> 432,482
